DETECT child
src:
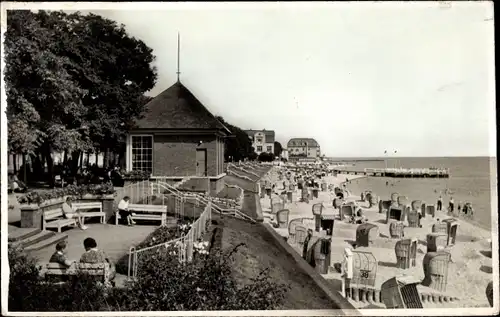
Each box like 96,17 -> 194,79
49,241 -> 75,268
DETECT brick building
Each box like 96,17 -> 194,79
126,81 -> 230,192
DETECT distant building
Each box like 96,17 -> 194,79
281,148 -> 289,160
244,129 -> 275,155
287,138 -> 321,159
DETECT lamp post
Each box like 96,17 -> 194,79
384,150 -> 388,176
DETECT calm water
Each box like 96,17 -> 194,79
340,157 -> 497,231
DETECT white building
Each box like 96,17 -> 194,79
245,129 -> 275,155
287,138 -> 321,159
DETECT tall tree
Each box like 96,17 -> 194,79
5,10 -> 158,181
273,141 -> 283,158
215,116 -> 255,162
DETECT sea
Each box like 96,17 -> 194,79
332,156 -> 497,231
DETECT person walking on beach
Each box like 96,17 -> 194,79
437,195 -> 443,211
448,197 -> 455,214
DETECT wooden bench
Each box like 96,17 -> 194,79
72,202 -> 105,224
41,262 -> 110,284
43,208 -> 77,233
115,204 -> 167,226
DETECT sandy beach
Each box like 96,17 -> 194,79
261,168 -> 493,309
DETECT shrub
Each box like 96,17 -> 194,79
117,243 -> 289,310
258,152 -> 275,162
17,183 -> 115,205
115,221 -> 191,274
8,233 -> 289,311
8,246 -> 111,311
121,170 -> 151,181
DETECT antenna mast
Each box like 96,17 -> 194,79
176,32 -> 181,82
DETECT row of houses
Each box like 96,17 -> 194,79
244,129 -> 321,161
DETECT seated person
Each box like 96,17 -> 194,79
50,241 -> 76,267
62,197 -> 87,230
8,173 -> 27,193
350,208 -> 367,224
47,241 -> 75,282
117,196 -> 135,226
80,237 -> 116,283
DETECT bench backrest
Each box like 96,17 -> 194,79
44,262 -> 109,276
128,204 -> 167,212
72,202 -> 102,210
44,208 -> 64,221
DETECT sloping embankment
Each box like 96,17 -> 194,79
211,215 -> 357,311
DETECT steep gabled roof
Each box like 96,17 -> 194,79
287,138 -> 320,147
244,129 -> 275,143
133,81 -> 230,134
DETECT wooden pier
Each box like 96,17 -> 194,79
333,167 -> 450,178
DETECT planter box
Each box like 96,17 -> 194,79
20,205 -> 43,229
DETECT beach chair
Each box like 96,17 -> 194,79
395,238 -> 417,269
276,209 -> 290,229
381,275 -> 423,309
426,233 -> 448,253
355,223 -> 379,247
389,221 -> 405,238
422,251 -> 451,292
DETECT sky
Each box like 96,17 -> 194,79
5,2 -> 497,157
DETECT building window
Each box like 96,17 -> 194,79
131,135 -> 153,173
257,146 -> 263,152
256,137 -> 263,143
267,146 -> 272,152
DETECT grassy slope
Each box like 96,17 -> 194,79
215,215 -> 335,309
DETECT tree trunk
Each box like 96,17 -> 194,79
86,152 -> 90,167
71,151 -> 80,175
63,151 -> 68,165
13,154 -> 17,174
44,145 -> 54,187
95,152 -> 98,167
79,152 -> 84,168
103,148 -> 108,169
22,154 -> 27,183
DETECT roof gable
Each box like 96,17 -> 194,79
244,129 -> 275,143
287,138 -> 320,147
133,81 -> 230,134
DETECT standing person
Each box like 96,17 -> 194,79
437,195 -> 443,211
117,196 -> 135,226
448,197 -> 455,214
62,197 -> 87,230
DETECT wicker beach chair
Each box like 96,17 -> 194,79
407,211 -> 420,228
486,281 -> 493,307
395,238 -> 417,269
426,233 -> 448,253
276,209 -> 290,229
356,223 -> 380,247
432,222 -> 448,234
381,275 -> 423,309
422,251 -> 451,292
389,221 -> 405,238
